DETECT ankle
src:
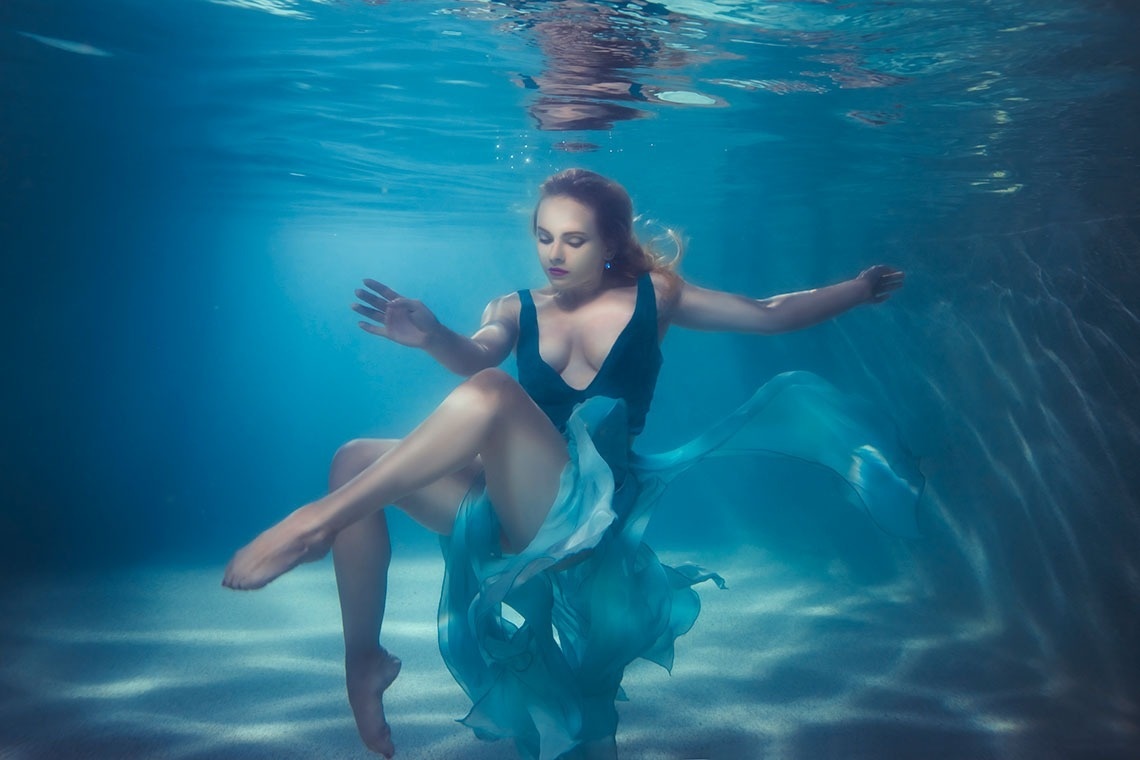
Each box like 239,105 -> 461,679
290,504 -> 335,549
345,644 -> 392,665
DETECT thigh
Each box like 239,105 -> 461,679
339,438 -> 483,536
396,455 -> 483,535
469,371 -> 571,551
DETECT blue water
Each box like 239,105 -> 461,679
2,0 -> 1138,758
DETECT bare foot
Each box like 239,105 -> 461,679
346,648 -> 402,757
222,507 -> 332,590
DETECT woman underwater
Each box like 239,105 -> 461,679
223,168 -> 916,760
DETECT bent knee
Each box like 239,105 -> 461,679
464,367 -> 523,402
468,367 -> 515,387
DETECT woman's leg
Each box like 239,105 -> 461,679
332,508 -> 401,758
222,367 -> 569,588
328,438 -> 480,758
330,437 -> 477,656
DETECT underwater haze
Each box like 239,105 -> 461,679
2,0 -> 1138,758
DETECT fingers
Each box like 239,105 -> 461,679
351,301 -> 389,335
858,265 -> 905,305
877,271 -> 905,292
355,286 -> 391,313
353,280 -> 428,342
357,321 -> 389,337
356,280 -> 413,324
351,281 -> 412,341
354,279 -> 402,324
363,279 -> 401,301
352,301 -> 386,321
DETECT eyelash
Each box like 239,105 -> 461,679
539,236 -> 585,247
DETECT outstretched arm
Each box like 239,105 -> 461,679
671,265 -> 903,334
353,279 -> 518,376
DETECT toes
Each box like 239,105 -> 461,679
365,726 -> 394,757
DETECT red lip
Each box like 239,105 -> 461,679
548,268 -> 569,276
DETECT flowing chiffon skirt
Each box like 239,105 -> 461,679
438,371 -> 924,760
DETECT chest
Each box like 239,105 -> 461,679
532,290 -> 641,390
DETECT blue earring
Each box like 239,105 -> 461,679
604,260 -> 613,270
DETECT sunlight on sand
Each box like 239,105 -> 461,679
0,549 -> 1135,759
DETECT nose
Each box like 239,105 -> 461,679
548,241 -> 564,264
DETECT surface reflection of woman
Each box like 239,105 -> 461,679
508,0 -> 689,131
224,169 -> 911,760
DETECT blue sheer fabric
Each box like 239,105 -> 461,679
438,371 -> 924,760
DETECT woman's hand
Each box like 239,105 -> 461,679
856,265 -> 905,304
353,279 -> 441,348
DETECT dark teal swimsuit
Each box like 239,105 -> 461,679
516,273 -> 662,436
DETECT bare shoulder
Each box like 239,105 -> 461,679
485,291 -> 520,314
482,291 -> 521,326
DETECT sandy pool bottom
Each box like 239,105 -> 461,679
0,549 -> 1134,759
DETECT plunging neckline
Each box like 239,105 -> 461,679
531,283 -> 641,393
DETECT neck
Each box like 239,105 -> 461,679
552,274 -> 608,309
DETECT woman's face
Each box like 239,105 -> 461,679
534,195 -> 609,293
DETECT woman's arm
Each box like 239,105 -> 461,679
671,265 -> 904,335
353,279 -> 519,376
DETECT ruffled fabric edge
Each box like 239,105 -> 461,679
633,370 -> 925,539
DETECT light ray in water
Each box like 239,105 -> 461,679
18,32 -> 112,57
208,0 -> 333,20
